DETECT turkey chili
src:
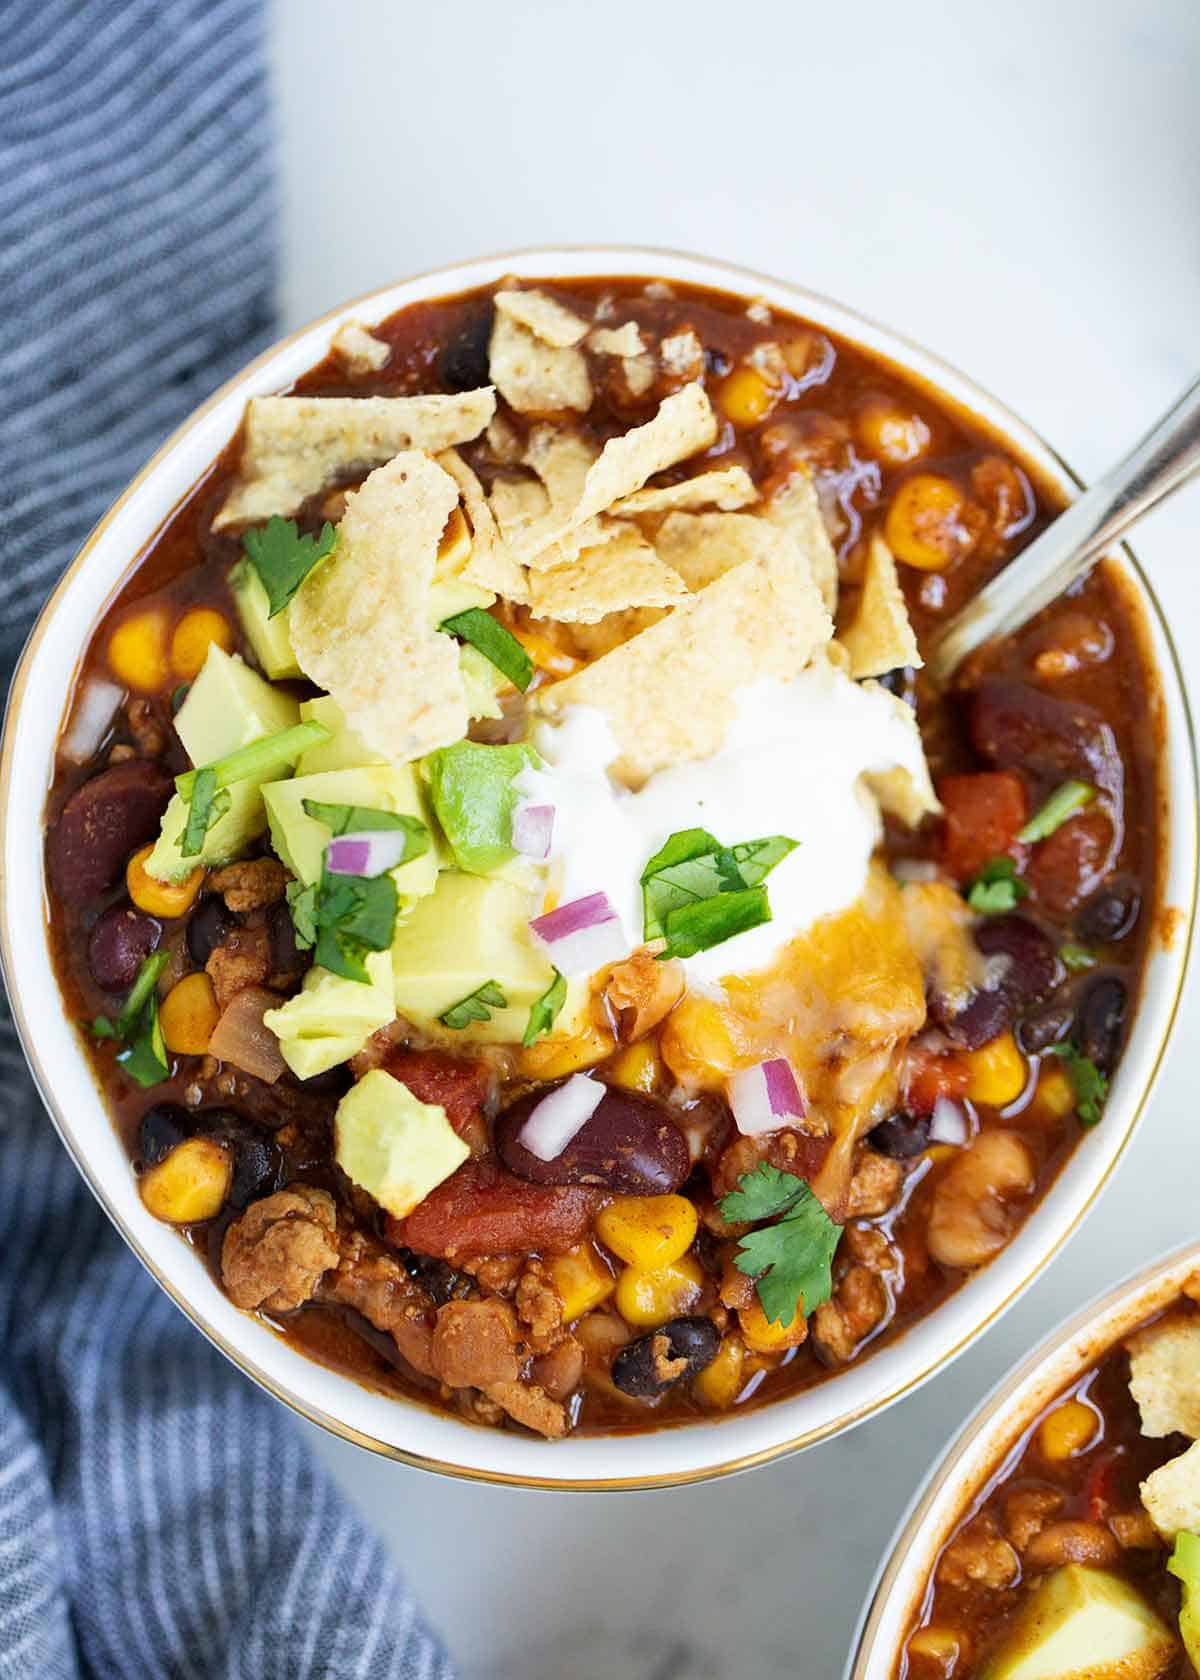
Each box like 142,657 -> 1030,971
43,277 -> 1160,1438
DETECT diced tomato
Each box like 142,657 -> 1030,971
382,1050 -> 490,1150
938,771 -> 1028,883
1085,1446 -> 1129,1522
1027,808 -> 1114,917
389,1159 -> 601,1259
903,1045 -> 971,1117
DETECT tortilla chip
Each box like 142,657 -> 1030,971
659,329 -> 704,381
1142,1439 -> 1200,1537
485,413 -> 524,464
860,682 -> 941,826
589,323 -> 645,356
525,424 -> 598,506
528,529 -> 687,624
540,538 -> 831,785
614,466 -> 758,518
488,312 -> 592,414
622,355 -> 656,397
490,473 -> 551,544
1128,1317 -> 1200,1439
839,534 -> 922,678
331,320 -> 391,374
575,382 -> 718,526
214,390 -> 496,530
763,469 -> 839,614
436,448 -> 529,603
495,288 -> 589,348
654,510 -> 789,592
290,452 -> 467,763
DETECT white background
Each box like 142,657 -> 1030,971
270,4 -> 1200,1674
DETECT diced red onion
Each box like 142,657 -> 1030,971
891,858 -> 940,885
62,678 -> 124,763
326,830 -> 411,877
529,892 -> 628,976
517,1073 -> 605,1161
929,1096 -> 969,1146
727,1058 -> 807,1137
512,802 -> 555,859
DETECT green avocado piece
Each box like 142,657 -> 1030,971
980,1566 -> 1178,1680
262,949 -> 394,1079
295,696 -> 388,775
423,740 -> 537,875
1169,1531 -> 1200,1668
146,645 -> 299,881
334,1067 -> 470,1219
459,644 -> 505,722
228,559 -> 302,680
261,764 -> 438,900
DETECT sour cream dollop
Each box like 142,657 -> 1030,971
516,660 -> 930,985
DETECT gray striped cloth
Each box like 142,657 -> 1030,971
0,4 -> 456,1676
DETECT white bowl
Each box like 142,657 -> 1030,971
846,1239 -> 1200,1677
1,247 -> 1195,1490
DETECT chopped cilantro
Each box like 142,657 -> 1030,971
286,879 -> 318,948
657,886 -> 770,960
179,766 -> 230,858
1059,942 -> 1097,973
966,855 -> 1028,915
117,1004 -> 169,1089
90,952 -> 172,1088
522,969 -> 567,1047
1018,780 -> 1095,844
640,827 -> 797,957
439,980 -> 508,1029
242,516 -> 337,617
1048,1040 -> 1109,1127
439,607 -> 533,692
287,866 -> 398,983
175,720 -> 330,801
301,797 -> 429,862
718,1163 -> 842,1328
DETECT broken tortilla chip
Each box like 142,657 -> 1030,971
290,452 -> 467,763
528,528 -> 687,623
1141,1440 -> 1200,1538
574,382 -> 718,526
763,469 -> 839,614
654,510 -> 797,593
1128,1316 -> 1200,1439
495,288 -> 589,348
860,682 -> 941,826
611,465 -> 758,517
436,448 -> 529,603
488,311 -> 592,414
838,534 -> 922,679
330,320 -> 391,375
539,538 -> 831,786
588,322 -> 645,357
213,390 -> 496,530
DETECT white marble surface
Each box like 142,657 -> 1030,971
270,3 -> 1200,1673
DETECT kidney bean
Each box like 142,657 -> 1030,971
611,1317 -> 721,1399
495,1086 -> 690,1195
391,1159 -> 601,1259
1018,995 -> 1076,1054
139,1102 -> 193,1165
936,915 -> 1060,1049
868,1112 -> 931,1158
88,904 -> 160,992
1075,877 -> 1141,945
1026,808 -> 1115,918
1077,977 -> 1127,1072
48,760 -> 174,904
186,895 -> 236,968
968,678 -> 1123,803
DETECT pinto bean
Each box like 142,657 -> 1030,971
495,1086 -> 690,1195
611,1317 -> 721,1398
1023,1520 -> 1120,1572
968,678 -> 1123,803
48,759 -> 173,904
1076,877 -> 1141,944
88,904 -> 160,992
390,1159 -> 601,1260
1077,976 -> 1127,1073
926,1130 -> 1036,1270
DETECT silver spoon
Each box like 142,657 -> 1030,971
928,375 -> 1200,685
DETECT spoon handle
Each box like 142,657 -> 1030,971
928,374 -> 1200,684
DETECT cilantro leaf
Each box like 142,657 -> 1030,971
725,835 -> 798,888
288,866 -> 399,982
89,951 -> 173,1088
1059,942 -> 1097,973
286,879 -> 318,949
522,969 -> 567,1047
89,1016 -> 119,1040
658,885 -> 771,960
116,1000 -> 169,1089
301,798 -> 430,864
966,855 -> 1029,915
242,516 -> 337,617
640,828 -> 724,941
640,827 -> 797,952
440,607 -> 533,692
1048,1040 -> 1109,1127
1018,780 -> 1095,844
179,767 -> 231,858
718,1164 -> 842,1327
439,980 -> 508,1030
117,952 -> 170,1039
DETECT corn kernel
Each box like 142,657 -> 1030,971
436,505 -> 471,569
855,397 -> 931,467
1038,1397 -> 1099,1461
738,1294 -> 809,1353
108,608 -> 170,692
518,1019 -> 615,1080
693,1332 -> 745,1409
963,1032 -> 1027,1109
170,607 -> 234,681
140,1136 -> 232,1224
608,1038 -> 663,1095
548,1241 -> 615,1322
1034,1065 -> 1075,1121
906,1625 -> 964,1673
512,624 -> 580,677
659,994 -> 740,1091
159,972 -> 219,1056
716,365 -> 780,429
615,1254 -> 705,1328
884,473 -> 971,572
127,844 -> 204,918
597,1194 -> 698,1270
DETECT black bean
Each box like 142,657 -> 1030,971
1075,878 -> 1141,945
611,1317 -> 721,1399
88,904 -> 160,992
868,1112 -> 931,1158
877,666 -> 917,708
139,1103 -> 193,1165
1077,976 -> 1127,1072
1018,996 -> 1076,1054
227,1135 -> 284,1210
439,306 -> 493,392
266,898 -> 308,981
934,915 -> 1060,1050
186,895 -> 236,968
397,1250 -> 470,1306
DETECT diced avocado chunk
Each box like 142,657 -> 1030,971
1169,1531 -> 1200,1668
428,574 -> 494,626
262,950 -> 394,1079
334,1067 -> 469,1218
146,646 -> 299,881
261,765 -> 438,899
423,740 -> 538,875
980,1566 -> 1178,1680
229,559 -> 302,680
296,696 -> 388,775
460,644 -> 505,722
